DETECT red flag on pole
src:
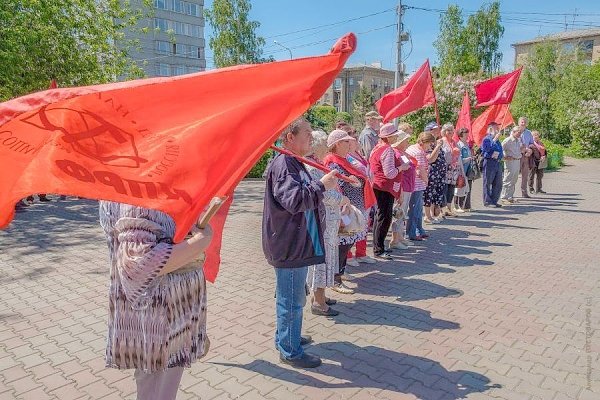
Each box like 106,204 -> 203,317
474,67 -> 523,107
0,33 -> 357,282
453,91 -> 472,143
471,103 -> 515,146
375,59 -> 436,123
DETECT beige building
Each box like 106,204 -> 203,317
512,28 -> 600,67
318,65 -> 396,113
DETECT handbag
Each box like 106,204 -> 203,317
468,159 -> 482,180
456,174 -> 466,188
339,204 -> 367,235
538,155 -> 548,169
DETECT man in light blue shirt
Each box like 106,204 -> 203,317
518,117 -> 534,198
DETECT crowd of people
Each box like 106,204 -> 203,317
262,111 -> 548,369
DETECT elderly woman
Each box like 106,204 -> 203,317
423,123 -> 446,224
304,130 -> 350,316
323,130 -> 374,294
340,124 -> 376,267
405,132 -> 435,241
440,123 -> 460,217
99,202 -> 213,400
455,128 -> 473,211
369,123 -> 410,259
528,130 -> 547,194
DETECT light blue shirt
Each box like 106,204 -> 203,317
520,129 -> 534,147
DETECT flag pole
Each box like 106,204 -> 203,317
427,60 -> 441,125
269,145 -> 355,184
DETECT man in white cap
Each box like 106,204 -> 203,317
358,111 -> 383,159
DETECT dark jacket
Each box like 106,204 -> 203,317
262,152 -> 326,268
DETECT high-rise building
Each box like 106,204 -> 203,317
124,0 -> 206,78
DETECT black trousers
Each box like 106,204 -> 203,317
445,184 -> 456,206
335,243 -> 353,284
372,189 -> 395,255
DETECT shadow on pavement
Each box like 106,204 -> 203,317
213,341 -> 500,399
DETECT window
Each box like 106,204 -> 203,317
173,0 -> 184,13
156,40 -> 171,54
174,65 -> 186,76
155,0 -> 167,10
157,0 -> 202,17
349,77 -> 355,85
154,18 -> 170,31
579,39 -> 594,53
333,78 -> 342,90
156,63 -> 171,76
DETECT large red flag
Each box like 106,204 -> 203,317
0,33 -> 357,282
471,103 -> 515,146
375,59 -> 435,123
475,68 -> 522,107
453,91 -> 472,143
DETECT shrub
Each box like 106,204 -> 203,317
245,149 -> 273,178
544,141 -> 566,170
569,100 -> 600,158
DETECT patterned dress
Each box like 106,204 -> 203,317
424,149 -> 447,207
305,164 -> 343,290
328,162 -> 368,245
442,140 -> 460,185
99,201 -> 209,373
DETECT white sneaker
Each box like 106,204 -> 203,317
432,218 -> 441,224
342,271 -> 355,281
356,256 -> 376,264
387,241 -> 407,250
346,258 -> 359,267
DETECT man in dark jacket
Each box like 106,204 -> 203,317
262,117 -> 338,368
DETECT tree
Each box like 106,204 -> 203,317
351,86 -> 375,131
434,1 -> 504,77
511,43 -> 563,142
0,0 -> 147,101
205,0 -> 272,68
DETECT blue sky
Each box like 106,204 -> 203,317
203,0 -> 600,74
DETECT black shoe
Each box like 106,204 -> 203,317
494,203 -> 502,208
522,192 -> 531,198
300,335 -> 313,346
325,298 -> 337,306
38,196 -> 51,202
537,189 -> 546,194
280,353 -> 322,368
311,306 -> 339,317
374,252 -> 393,260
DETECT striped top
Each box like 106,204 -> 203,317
406,144 -> 428,191
99,201 -> 209,373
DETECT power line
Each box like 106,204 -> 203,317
265,8 -> 395,40
405,5 -> 600,18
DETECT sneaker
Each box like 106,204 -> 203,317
374,252 -> 393,260
454,208 -> 465,213
432,218 -> 441,224
388,241 -> 407,250
400,238 -> 412,246
332,282 -> 354,294
280,353 -> 322,369
356,256 -> 376,264
346,257 -> 359,267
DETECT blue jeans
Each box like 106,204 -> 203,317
406,190 -> 426,239
275,267 -> 308,360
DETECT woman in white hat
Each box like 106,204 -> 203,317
368,123 -> 411,260
323,130 -> 375,294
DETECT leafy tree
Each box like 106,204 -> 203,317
434,1 -> 504,76
351,86 -> 375,131
511,43 -> 563,142
205,0 -> 272,68
0,0 -> 148,100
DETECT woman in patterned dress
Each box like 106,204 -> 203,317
323,130 -> 375,295
99,202 -> 213,400
441,123 -> 460,217
423,124 -> 447,224
305,130 -> 350,316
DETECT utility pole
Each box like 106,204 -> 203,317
394,0 -> 404,91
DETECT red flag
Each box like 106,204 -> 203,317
471,103 -> 515,146
0,33 -> 357,282
49,79 -> 58,89
375,59 -> 435,123
453,91 -> 472,143
475,68 -> 522,107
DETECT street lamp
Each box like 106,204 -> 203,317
273,40 -> 293,60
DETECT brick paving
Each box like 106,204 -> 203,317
1,157 -> 599,400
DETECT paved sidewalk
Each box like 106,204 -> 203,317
1,158 -> 599,400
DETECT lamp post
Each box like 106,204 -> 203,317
273,40 -> 293,60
